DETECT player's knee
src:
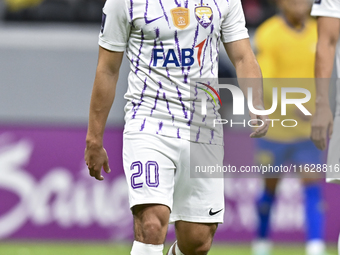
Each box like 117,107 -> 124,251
142,219 -> 163,236
178,224 -> 216,255
179,239 -> 212,255
132,204 -> 169,243
193,241 -> 212,255
134,218 -> 166,244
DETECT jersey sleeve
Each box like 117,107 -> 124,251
220,0 -> 249,43
311,0 -> 340,19
98,0 -> 131,52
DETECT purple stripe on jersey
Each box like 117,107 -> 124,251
162,91 -> 172,116
210,129 -> 214,144
210,95 -> 219,119
132,78 -> 148,119
135,29 -> 145,74
156,121 -> 163,134
177,128 -> 181,138
155,27 -> 160,37
184,0 -> 188,8
154,29 -> 170,78
159,41 -> 170,78
209,37 -> 214,75
213,0 -> 222,18
174,31 -> 185,78
174,0 -> 180,7
132,100 -> 137,117
195,127 -> 201,142
159,0 -> 171,28
209,24 -> 215,75
210,24 -> 214,34
185,24 -> 200,83
129,0 -> 134,22
140,118 -> 146,131
151,81 -> 162,116
149,28 -> 160,74
175,31 -> 182,65
192,25 -> 200,49
216,35 -> 220,62
162,91 -> 175,122
200,25 -> 214,77
184,70 -> 188,84
176,86 -> 188,119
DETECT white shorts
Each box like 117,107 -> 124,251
123,132 -> 225,224
326,116 -> 340,184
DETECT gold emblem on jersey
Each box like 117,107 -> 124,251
170,7 -> 190,30
195,6 -> 213,28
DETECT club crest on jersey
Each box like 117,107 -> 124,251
195,5 -> 213,28
170,7 -> 190,30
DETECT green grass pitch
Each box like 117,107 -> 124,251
0,242 -> 337,255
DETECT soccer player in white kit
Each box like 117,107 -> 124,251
85,0 -> 268,254
311,0 -> 340,254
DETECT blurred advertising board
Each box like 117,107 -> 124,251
0,126 -> 339,242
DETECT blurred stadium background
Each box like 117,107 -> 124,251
0,0 -> 339,254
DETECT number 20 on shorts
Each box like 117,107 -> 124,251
130,161 -> 159,189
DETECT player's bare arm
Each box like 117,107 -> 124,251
311,17 -> 340,150
85,47 -> 124,180
224,38 -> 269,138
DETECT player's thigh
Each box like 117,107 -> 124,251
255,139 -> 287,185
255,139 -> 287,166
123,132 -> 176,211
175,221 -> 218,254
170,140 -> 224,224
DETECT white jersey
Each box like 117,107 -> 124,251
311,0 -> 340,184
99,0 -> 249,145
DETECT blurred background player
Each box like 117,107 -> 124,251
311,0 -> 340,254
252,1 -> 326,255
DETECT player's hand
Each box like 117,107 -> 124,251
84,143 -> 111,181
249,111 -> 269,138
248,103 -> 269,138
311,104 -> 333,150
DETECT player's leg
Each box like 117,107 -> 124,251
253,139 -> 285,255
294,140 -> 325,255
131,204 -> 170,255
252,178 -> 278,255
123,133 -> 177,255
167,221 -> 218,255
302,178 -> 325,255
167,140 -> 224,255
256,178 -> 279,235
132,204 -> 170,244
